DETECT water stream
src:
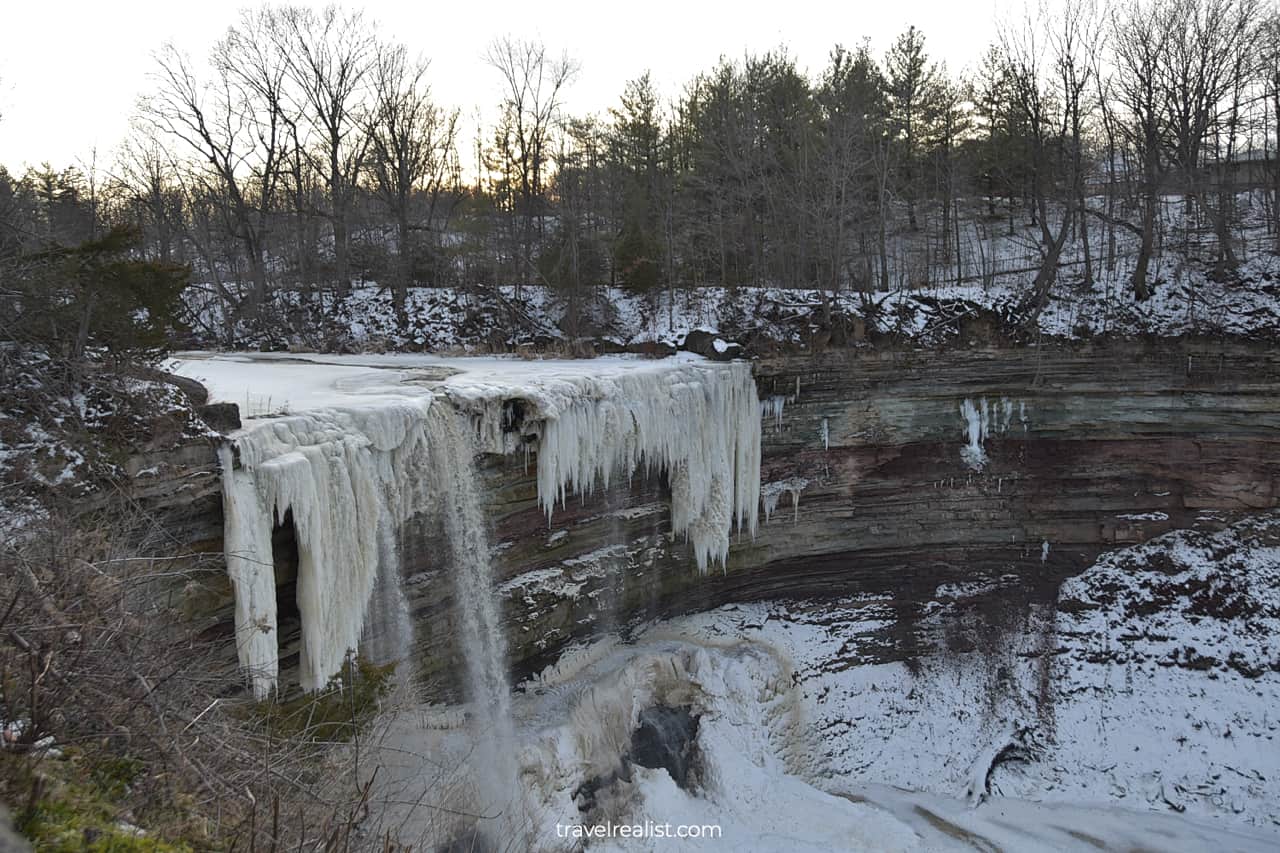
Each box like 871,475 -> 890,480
426,405 -> 517,834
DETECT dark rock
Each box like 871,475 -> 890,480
200,402 -> 241,433
124,365 -> 210,407
681,329 -> 743,361
630,705 -> 700,790
571,705 -> 700,815
624,340 -> 677,358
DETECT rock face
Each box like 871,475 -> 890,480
153,340 -> 1280,697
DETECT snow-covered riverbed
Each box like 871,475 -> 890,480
356,515 -> 1280,850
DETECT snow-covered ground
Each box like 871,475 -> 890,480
178,222 -> 1280,352
0,346 -> 217,545
355,515 -> 1280,850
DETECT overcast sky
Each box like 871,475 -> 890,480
0,0 -> 1006,173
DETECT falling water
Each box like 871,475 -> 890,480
425,405 -> 517,832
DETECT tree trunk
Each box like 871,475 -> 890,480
333,211 -> 351,297
395,213 -> 411,329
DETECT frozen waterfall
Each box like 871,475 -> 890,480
218,399 -> 435,696
532,360 -> 761,573
214,356 -> 762,696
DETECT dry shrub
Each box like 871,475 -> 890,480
0,503 -> 389,851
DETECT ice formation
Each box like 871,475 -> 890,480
212,355 -> 762,694
531,361 -> 761,573
761,477 -> 809,524
960,398 -> 990,471
959,396 -> 1023,472
762,395 -> 787,431
218,399 -> 435,696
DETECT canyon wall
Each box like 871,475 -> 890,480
131,340 -> 1280,696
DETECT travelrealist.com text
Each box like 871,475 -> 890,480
555,821 -> 723,840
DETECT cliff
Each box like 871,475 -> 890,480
141,339 -> 1280,696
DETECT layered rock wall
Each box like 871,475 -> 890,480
143,340 -> 1280,695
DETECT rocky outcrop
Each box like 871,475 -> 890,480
152,339 -> 1280,697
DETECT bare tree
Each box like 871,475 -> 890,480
144,22 -> 288,314
1001,1 -> 1091,322
486,36 -> 578,295
1263,8 -> 1280,251
1156,0 -> 1260,279
1112,0 -> 1176,300
367,43 -> 460,325
1050,0 -> 1101,288
269,4 -> 377,296
114,129 -> 182,264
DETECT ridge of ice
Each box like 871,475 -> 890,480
530,360 -> 761,573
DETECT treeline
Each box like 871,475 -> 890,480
3,0 -> 1280,339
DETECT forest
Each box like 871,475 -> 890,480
3,0 -> 1279,349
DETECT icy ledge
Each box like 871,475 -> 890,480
194,354 -> 761,697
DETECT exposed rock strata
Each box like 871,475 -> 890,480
141,340 -> 1280,696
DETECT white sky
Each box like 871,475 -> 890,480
0,0 -> 1003,174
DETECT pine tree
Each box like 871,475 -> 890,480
885,26 -> 943,231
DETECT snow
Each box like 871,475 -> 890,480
174,351 -> 761,692
1117,511 -> 1171,521
357,513 -> 1280,851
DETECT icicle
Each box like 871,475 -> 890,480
760,477 -> 809,525
218,444 -> 278,699
535,361 -> 761,573
960,398 -> 990,471
762,395 -> 787,432
219,398 -> 434,695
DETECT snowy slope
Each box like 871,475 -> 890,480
661,517 -> 1280,830
177,239 -> 1280,353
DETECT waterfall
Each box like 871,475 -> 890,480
215,357 -> 761,697
425,406 -> 516,819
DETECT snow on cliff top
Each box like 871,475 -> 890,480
166,351 -> 710,421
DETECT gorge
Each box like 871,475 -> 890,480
149,338 -> 1280,850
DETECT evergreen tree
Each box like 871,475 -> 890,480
885,26 -> 943,230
